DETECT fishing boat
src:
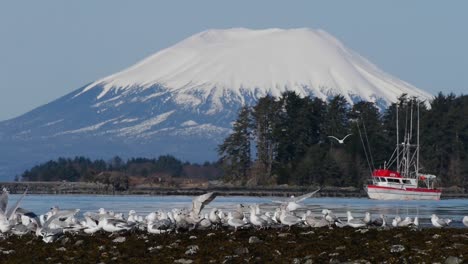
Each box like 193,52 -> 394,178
364,101 -> 442,200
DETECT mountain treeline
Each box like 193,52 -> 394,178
218,92 -> 468,188
20,155 -> 222,189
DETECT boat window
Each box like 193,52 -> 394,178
387,178 -> 400,183
402,180 -> 411,184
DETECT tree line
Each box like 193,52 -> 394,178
17,92 -> 468,189
19,155 -> 222,190
218,92 -> 468,188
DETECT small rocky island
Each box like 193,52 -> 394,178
0,227 -> 466,264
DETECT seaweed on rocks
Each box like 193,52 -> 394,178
0,227 -> 466,263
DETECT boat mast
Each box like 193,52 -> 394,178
410,102 -> 413,142
416,101 -> 420,185
407,102 -> 413,178
396,104 -> 399,172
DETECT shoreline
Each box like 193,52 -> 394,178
1,181 -> 467,198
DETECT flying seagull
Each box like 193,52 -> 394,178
191,192 -> 217,217
0,187 -> 28,233
328,134 -> 352,144
272,188 -> 321,211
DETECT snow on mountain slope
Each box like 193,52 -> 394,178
0,28 -> 434,180
77,27 -> 431,113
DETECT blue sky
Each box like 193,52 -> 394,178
0,1 -> 466,121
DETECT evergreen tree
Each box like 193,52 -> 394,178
217,106 -> 252,184
154,155 -> 183,176
251,96 -> 280,185
274,93 -> 326,184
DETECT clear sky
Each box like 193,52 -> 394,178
0,1 -> 466,121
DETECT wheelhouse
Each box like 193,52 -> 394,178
370,169 -> 418,189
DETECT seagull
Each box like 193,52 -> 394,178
279,205 -> 302,229
263,212 -> 275,225
209,208 -> 222,228
145,212 -> 158,223
0,188 -> 28,233
431,214 -> 452,228
322,209 -> 343,226
188,192 -> 217,224
397,217 -> 413,227
198,213 -> 212,229
363,212 -> 372,225
99,216 -> 133,233
229,204 -> 245,220
346,211 -> 367,228
272,188 -> 321,212
303,211 -> 329,228
462,216 -> 468,227
34,210 -> 79,243
392,216 -> 402,227
82,215 -> 101,235
46,209 -> 82,233
40,226 -> 63,243
217,210 -> 228,224
254,204 -> 274,225
98,208 -> 108,215
328,134 -> 352,144
147,219 -> 173,234
413,208 -> 420,228
370,214 -> 387,227
10,223 -> 30,236
249,205 -> 268,229
168,193 -> 217,230
192,192 -> 216,214
227,212 -> 247,231
127,210 -> 139,223
147,212 -> 173,234
16,207 -> 41,226
273,208 -> 281,223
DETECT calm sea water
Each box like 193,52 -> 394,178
10,194 -> 468,228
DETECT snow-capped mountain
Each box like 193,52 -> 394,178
0,28 -> 432,180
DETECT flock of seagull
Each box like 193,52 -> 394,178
1,188 -> 468,243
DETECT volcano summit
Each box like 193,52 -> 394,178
0,28 -> 432,179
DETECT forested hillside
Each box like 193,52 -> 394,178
218,93 -> 468,188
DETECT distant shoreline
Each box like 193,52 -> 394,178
1,181 -> 467,198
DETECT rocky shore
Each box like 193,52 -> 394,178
0,227 -> 466,263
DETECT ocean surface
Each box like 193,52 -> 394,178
10,194 -> 468,228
